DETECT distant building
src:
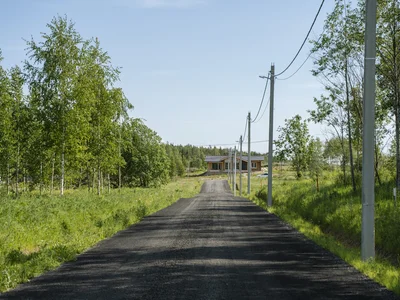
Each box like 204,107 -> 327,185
327,157 -> 342,166
205,155 -> 264,174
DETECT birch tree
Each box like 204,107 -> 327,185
25,16 -> 84,195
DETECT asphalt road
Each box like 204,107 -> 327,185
1,180 -> 398,300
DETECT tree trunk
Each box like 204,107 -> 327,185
340,127 -> 346,185
316,176 -> 319,192
23,172 -> 26,193
7,163 -> 10,196
97,166 -> 101,196
119,124 -> 122,192
118,165 -> 121,192
87,167 -> 90,193
108,173 -> 110,194
40,161 -> 43,196
51,156 -> 55,195
79,167 -> 82,189
345,62 -> 356,192
394,42 -> 400,195
61,150 -> 65,196
16,145 -> 19,197
396,103 -> 400,192
374,143 -> 382,186
101,171 -> 104,194
92,168 -> 95,193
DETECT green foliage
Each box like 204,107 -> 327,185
249,170 -> 400,295
308,138 -> 325,189
275,114 -> 311,178
376,0 -> 400,191
122,119 -> 169,187
2,16 -> 258,194
0,178 -> 201,292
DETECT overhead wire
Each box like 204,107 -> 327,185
251,74 -> 270,123
243,140 -> 268,144
242,116 -> 248,141
194,140 -> 268,147
253,96 -> 270,123
275,0 -> 325,77
195,142 -> 238,147
234,0 -> 325,151
276,30 -> 324,81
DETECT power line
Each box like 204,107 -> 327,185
193,140 -> 268,147
197,143 -> 237,147
242,116 -> 248,141
275,0 -> 325,77
276,30 -> 325,81
251,75 -> 270,123
276,45 -> 314,80
243,140 -> 268,144
253,96 -> 270,123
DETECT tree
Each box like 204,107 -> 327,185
376,0 -> 400,190
25,16 -> 85,195
8,66 -> 25,196
275,115 -> 311,178
311,0 -> 365,192
308,138 -> 325,191
309,94 -> 348,183
0,50 -> 13,194
122,119 -> 169,187
173,147 -> 185,176
82,38 -> 128,195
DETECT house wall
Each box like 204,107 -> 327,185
206,160 -> 262,172
207,162 -> 224,172
239,161 -> 262,171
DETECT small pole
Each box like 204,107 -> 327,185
231,149 -> 233,190
247,112 -> 251,194
239,135 -> 243,196
234,146 -> 237,195
228,149 -> 231,183
268,65 -> 275,207
228,149 -> 232,183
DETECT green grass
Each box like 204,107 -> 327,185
0,177 -> 202,292
242,168 -> 400,295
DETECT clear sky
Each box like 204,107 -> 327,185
1,0 -> 336,153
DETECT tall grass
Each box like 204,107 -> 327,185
244,169 -> 400,295
0,177 -> 202,292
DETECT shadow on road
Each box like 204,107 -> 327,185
1,180 -> 397,300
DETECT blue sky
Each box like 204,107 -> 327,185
1,0 -> 336,153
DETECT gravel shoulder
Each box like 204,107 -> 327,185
0,179 -> 398,299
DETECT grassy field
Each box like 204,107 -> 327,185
0,177 -> 203,292
3,170 -> 400,295
238,167 -> 400,295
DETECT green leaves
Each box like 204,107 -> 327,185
122,120 -> 169,187
275,115 -> 311,178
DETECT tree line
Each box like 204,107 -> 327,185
275,0 -> 398,192
0,16 -> 242,196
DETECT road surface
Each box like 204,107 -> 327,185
0,180 -> 398,299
